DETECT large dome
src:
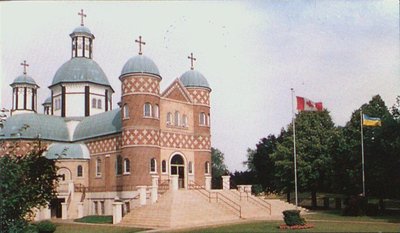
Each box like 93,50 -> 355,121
11,74 -> 38,86
179,70 -> 210,89
121,55 -> 160,77
51,58 -> 111,87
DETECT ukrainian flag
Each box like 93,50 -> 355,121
363,114 -> 381,127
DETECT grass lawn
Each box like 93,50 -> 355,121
54,223 -> 146,233
173,220 -> 400,233
74,215 -> 113,224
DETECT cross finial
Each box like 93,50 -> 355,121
78,9 -> 87,26
188,53 -> 196,70
20,60 -> 29,75
135,36 -> 146,55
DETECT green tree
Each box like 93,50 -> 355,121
272,110 -> 336,207
0,145 -> 59,232
211,147 -> 228,189
244,134 -> 281,193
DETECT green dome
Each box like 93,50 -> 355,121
179,70 -> 210,90
0,113 -> 69,141
74,109 -> 121,141
121,55 -> 160,77
45,143 -> 90,160
11,74 -> 38,86
70,26 -> 93,38
51,58 -> 111,87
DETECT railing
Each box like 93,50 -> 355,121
247,195 -> 272,215
188,181 -> 212,203
66,192 -> 72,211
216,192 -> 242,218
158,179 -> 170,194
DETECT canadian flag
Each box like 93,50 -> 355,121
296,96 -> 323,112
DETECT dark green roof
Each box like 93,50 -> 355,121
73,109 -> 121,141
45,143 -> 90,160
179,70 -> 210,90
51,58 -> 111,87
0,113 -> 69,141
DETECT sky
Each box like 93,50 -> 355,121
0,1 -> 399,172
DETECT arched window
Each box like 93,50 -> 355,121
96,158 -> 102,177
77,165 -> 83,177
182,114 -> 188,127
124,158 -> 130,174
97,99 -> 102,109
150,158 -> 157,173
92,98 -> 97,108
205,161 -> 210,174
123,104 -> 129,119
144,102 -> 152,117
167,112 -> 172,125
188,161 -> 193,174
153,104 -> 159,118
199,112 -> 206,125
116,155 -> 123,175
174,111 -> 180,126
162,160 -> 167,173
207,113 -> 210,126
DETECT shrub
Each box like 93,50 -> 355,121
252,184 -> 263,195
366,203 -> 379,216
36,220 -> 56,233
342,196 -> 367,216
282,210 -> 305,226
24,224 -> 39,233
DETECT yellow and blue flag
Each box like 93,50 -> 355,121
363,114 -> 381,127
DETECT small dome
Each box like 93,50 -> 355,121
11,74 -> 37,86
121,55 -> 160,77
179,70 -> 210,90
70,26 -> 93,36
45,143 -> 90,160
74,109 -> 121,141
51,58 -> 111,87
42,97 -> 52,106
0,113 -> 69,141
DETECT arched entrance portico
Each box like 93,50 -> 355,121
170,154 -> 185,189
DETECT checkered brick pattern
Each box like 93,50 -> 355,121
87,136 -> 121,154
188,89 -> 210,105
160,132 -> 211,150
122,77 -> 160,95
0,141 -> 47,156
122,129 -> 160,146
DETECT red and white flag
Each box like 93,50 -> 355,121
296,96 -> 323,112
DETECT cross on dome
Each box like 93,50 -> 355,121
135,36 -> 146,55
78,9 -> 87,26
20,60 -> 29,75
188,53 -> 196,70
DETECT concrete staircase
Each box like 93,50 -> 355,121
120,190 -> 239,228
120,189 -> 308,228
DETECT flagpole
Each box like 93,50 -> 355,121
360,110 -> 366,197
291,88 -> 298,207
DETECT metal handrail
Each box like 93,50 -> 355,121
188,181 -> 212,202
216,192 -> 242,218
247,195 -> 272,215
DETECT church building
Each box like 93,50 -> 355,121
0,10 -> 212,220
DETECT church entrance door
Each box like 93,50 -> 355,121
170,154 -> 185,189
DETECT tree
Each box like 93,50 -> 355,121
0,145 -> 59,232
271,110 -> 336,207
243,134 -> 281,193
338,95 -> 400,200
211,147 -> 228,189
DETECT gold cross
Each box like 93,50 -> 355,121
135,36 -> 146,55
78,9 -> 87,26
20,60 -> 29,75
188,53 -> 196,70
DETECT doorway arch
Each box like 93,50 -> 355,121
170,154 -> 185,189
